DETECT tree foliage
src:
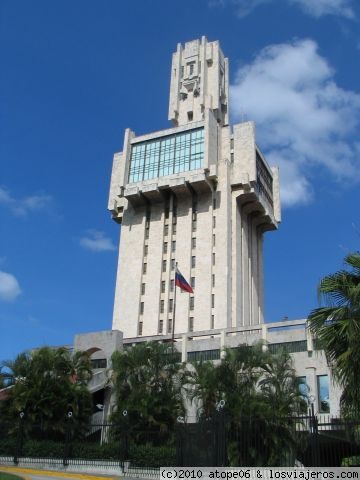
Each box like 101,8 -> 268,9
308,252 -> 360,416
186,342 -> 307,420
0,346 -> 93,436
110,342 -> 186,434
186,343 -> 307,466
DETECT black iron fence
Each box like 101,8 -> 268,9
1,413 -> 360,468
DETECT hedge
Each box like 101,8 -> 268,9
0,439 -> 176,467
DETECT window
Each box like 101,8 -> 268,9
212,274 -> 215,287
168,319 -> 172,333
128,128 -> 204,183
189,62 -> 194,76
317,375 -> 330,413
213,216 -> 216,228
160,300 -> 165,313
212,294 -> 215,308
192,212 -> 197,221
140,302 -> 144,315
192,237 -> 196,249
145,228 -> 149,239
143,263 -> 147,274
144,245 -> 148,256
159,320 -> 163,334
298,376 -> 308,400
171,258 -> 175,270
211,315 -> 214,329
173,224 -> 177,234
138,322 -> 143,335
162,260 -> 167,272
212,253 -> 216,265
213,197 -> 217,209
91,358 -> 107,369
169,299 -> 173,311
170,279 -> 174,292
164,225 -> 169,236
189,317 -> 194,332
190,296 -> 194,310
213,234 -> 216,246
192,219 -> 197,232
172,241 -> 176,252
161,281 -> 166,293
191,256 -> 196,268
191,277 -> 195,289
163,242 -> 168,253
141,283 -> 145,295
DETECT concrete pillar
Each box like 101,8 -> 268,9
181,334 -> 188,363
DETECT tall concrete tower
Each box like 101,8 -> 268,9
108,37 -> 281,340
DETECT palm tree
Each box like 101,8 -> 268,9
187,343 -> 308,466
110,341 -> 186,435
0,347 -> 92,437
185,360 -> 223,419
308,252 -> 360,416
259,349 -> 308,416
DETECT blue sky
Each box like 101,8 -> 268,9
1,0 -> 359,361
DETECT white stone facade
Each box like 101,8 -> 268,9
108,37 -> 281,340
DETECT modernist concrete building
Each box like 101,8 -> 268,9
108,37 -> 280,339
76,37 -> 340,418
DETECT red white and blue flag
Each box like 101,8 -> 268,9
175,268 -> 193,293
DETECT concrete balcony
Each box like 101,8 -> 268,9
123,169 -> 216,207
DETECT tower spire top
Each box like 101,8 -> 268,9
168,37 -> 229,127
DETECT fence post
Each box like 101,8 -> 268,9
14,412 -> 25,465
215,400 -> 227,467
120,410 -> 129,467
63,411 -> 73,467
309,404 -> 320,466
175,421 -> 184,467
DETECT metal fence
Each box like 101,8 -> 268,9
1,413 -> 360,468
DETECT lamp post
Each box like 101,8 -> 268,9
96,403 -> 105,445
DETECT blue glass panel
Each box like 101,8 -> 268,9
317,375 -> 330,413
128,128 -> 204,183
159,137 -> 175,177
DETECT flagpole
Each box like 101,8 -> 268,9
172,262 -> 178,348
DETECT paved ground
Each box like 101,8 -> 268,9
0,466 -> 119,480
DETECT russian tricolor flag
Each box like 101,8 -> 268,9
175,268 -> 193,293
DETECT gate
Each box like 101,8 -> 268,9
176,412 -> 227,467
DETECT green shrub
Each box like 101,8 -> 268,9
129,444 -> 176,467
22,440 -> 65,458
0,438 -> 16,456
71,442 -> 120,460
0,437 -> 176,466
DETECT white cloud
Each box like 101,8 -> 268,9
0,187 -> 52,216
211,0 -> 270,17
79,230 -> 117,252
230,39 -> 360,206
210,0 -> 355,18
289,0 -> 354,18
0,271 -> 22,302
